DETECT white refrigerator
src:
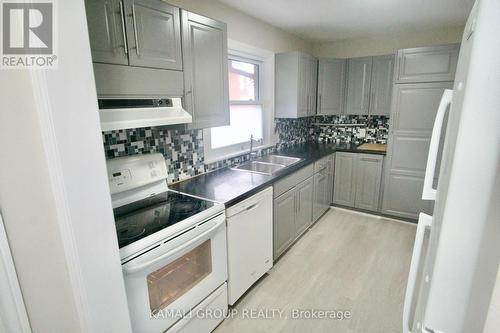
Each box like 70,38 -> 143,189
402,0 -> 500,332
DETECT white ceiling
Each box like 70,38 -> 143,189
218,0 -> 475,43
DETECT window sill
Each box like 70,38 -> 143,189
204,143 -> 275,165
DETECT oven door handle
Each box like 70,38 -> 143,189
123,218 -> 224,274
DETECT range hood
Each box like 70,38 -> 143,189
98,97 -> 192,131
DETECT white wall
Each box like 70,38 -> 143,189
167,0 -> 313,53
0,1 -> 132,332
313,25 -> 464,58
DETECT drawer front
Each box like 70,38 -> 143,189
314,155 -> 331,172
273,163 -> 314,197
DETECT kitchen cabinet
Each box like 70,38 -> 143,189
124,0 -> 183,70
295,178 -> 314,237
334,152 -> 383,212
85,0 -> 183,70
354,154 -> 383,211
317,59 -> 346,115
85,0 -> 129,65
313,155 -> 333,221
382,82 -> 453,219
333,152 -> 357,207
273,163 -> 315,259
182,10 -> 230,129
370,55 -> 395,116
345,57 -> 372,115
226,187 -> 273,305
327,154 -> 335,204
275,52 -> 318,118
395,44 -> 460,83
345,55 -> 395,115
273,187 -> 297,259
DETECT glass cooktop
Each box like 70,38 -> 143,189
113,191 -> 215,249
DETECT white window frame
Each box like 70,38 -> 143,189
203,41 -> 275,164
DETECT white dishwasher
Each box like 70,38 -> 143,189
226,187 -> 273,305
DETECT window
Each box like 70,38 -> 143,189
203,44 -> 274,164
210,57 -> 263,149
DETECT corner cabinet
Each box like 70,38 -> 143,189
182,10 -> 229,129
345,55 -> 395,116
275,52 -> 318,118
333,152 -> 384,212
317,59 -> 346,115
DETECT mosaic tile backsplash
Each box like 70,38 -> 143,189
102,115 -> 389,184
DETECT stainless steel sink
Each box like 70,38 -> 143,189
232,155 -> 302,175
257,155 -> 301,167
232,161 -> 286,175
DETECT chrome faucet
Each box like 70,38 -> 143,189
249,134 -> 258,161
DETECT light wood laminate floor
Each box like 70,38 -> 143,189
215,207 -> 416,333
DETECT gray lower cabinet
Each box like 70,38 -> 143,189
333,152 -> 357,207
334,152 -> 383,212
354,154 -> 383,211
273,164 -> 315,259
124,0 -> 183,70
313,167 -> 329,221
273,187 -> 296,260
182,10 -> 229,129
345,57 -> 372,115
295,178 -> 314,237
317,59 -> 346,115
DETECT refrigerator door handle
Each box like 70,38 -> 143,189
403,213 -> 433,333
422,89 -> 453,200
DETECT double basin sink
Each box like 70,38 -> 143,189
232,155 -> 302,175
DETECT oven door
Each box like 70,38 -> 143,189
122,213 -> 227,333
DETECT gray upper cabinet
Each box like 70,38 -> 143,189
295,177 -> 314,237
369,55 -> 395,116
395,44 -> 460,83
273,188 -> 296,260
182,10 -> 229,129
275,52 -> 318,118
124,0 -> 183,70
333,152 -> 357,207
85,0 -> 129,65
345,57 -> 372,115
354,154 -> 383,211
317,59 -> 346,115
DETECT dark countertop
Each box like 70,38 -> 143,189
170,142 -> 386,207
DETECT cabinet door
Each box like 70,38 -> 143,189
382,82 -> 453,219
333,152 -> 357,207
308,58 -> 318,115
182,11 -> 229,129
354,154 -> 383,212
395,44 -> 459,83
273,188 -> 296,259
369,55 -> 394,116
313,168 -> 330,222
297,54 -> 309,117
295,177 -> 313,237
317,59 -> 346,115
85,0 -> 128,65
345,57 -> 373,115
327,155 -> 335,204
124,0 -> 182,70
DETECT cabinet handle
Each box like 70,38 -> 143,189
360,157 -> 380,162
118,1 -> 128,54
131,3 -> 140,56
